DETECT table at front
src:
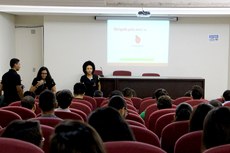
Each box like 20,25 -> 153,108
100,76 -> 205,99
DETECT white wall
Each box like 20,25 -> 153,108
0,13 -> 15,76
42,16 -> 229,99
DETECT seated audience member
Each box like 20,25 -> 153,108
108,95 -> 128,118
21,96 -> 36,112
157,95 -> 173,109
73,82 -> 86,99
184,90 -> 192,97
175,103 -> 193,121
39,90 -> 58,118
109,90 -> 124,98
1,120 -> 43,147
55,89 -> 73,112
203,107 -> 230,151
23,91 -> 36,98
122,87 -> 134,99
189,103 -> 213,132
209,99 -> 222,107
222,90 -> 230,104
153,88 -> 169,100
88,107 -> 135,142
191,85 -> 204,99
93,90 -> 103,97
50,120 -> 106,153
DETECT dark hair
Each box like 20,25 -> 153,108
154,88 -> 169,100
1,120 -> 42,147
88,107 -> 135,142
73,83 -> 86,95
50,120 -> 106,153
21,96 -> 35,110
191,85 -> 203,99
56,90 -> 73,109
157,95 -> 172,109
109,90 -> 124,98
10,58 -> 20,68
184,90 -> 192,97
203,107 -> 230,150
175,103 -> 193,121
23,91 -> 36,98
223,90 -> 230,101
189,103 -> 213,132
82,61 -> 95,75
39,90 -> 56,112
36,66 -> 52,81
122,87 -> 134,98
108,96 -> 127,110
209,99 -> 222,108
93,90 -> 103,97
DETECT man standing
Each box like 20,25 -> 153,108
0,58 -> 23,106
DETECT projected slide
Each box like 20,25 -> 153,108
107,20 -> 169,65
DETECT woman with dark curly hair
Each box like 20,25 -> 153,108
30,66 -> 56,95
80,61 -> 101,97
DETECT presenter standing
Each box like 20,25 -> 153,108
80,61 -> 101,97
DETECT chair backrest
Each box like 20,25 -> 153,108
127,103 -> 138,112
104,141 -> 166,153
142,73 -> 160,77
0,137 -> 44,153
130,125 -> 160,147
126,113 -> 145,125
94,97 -> 107,107
33,117 -> 63,128
131,97 -> 142,110
72,99 -> 93,110
126,119 -> 146,128
185,99 -> 208,107
70,102 -> 91,115
144,104 -> 158,122
8,101 -> 21,106
139,99 -> 156,114
83,95 -> 97,110
216,97 -> 224,103
223,102 -> 230,107
147,108 -> 175,130
174,130 -> 202,153
54,111 -> 83,121
203,144 -> 230,153
40,125 -> 54,153
94,70 -> 103,76
113,70 -> 132,76
1,106 -> 36,120
161,120 -> 189,153
173,97 -> 192,105
0,109 -> 22,127
69,108 -> 87,121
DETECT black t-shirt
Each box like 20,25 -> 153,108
1,69 -> 21,104
32,78 -> 56,95
80,74 -> 100,97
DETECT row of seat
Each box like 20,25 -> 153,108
94,70 -> 160,77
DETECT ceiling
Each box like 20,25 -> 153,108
1,0 -> 230,17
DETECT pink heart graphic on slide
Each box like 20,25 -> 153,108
135,35 -> 141,44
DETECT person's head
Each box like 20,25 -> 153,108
209,99 -> 222,108
10,58 -> 20,71
1,120 -> 43,147
223,90 -> 230,101
36,66 -> 52,81
73,83 -> 86,96
122,87 -> 134,98
191,85 -> 203,99
82,61 -> 95,75
175,103 -> 193,121
39,90 -> 57,113
203,107 -> 230,150
21,96 -> 36,112
93,90 -> 103,97
184,90 -> 192,97
108,95 -> 127,118
157,95 -> 172,109
50,120 -> 106,153
88,107 -> 135,142
189,103 -> 213,132
23,91 -> 36,98
56,90 -> 73,109
154,88 -> 169,100
109,90 -> 124,98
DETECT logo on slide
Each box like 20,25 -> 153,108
135,35 -> 141,44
